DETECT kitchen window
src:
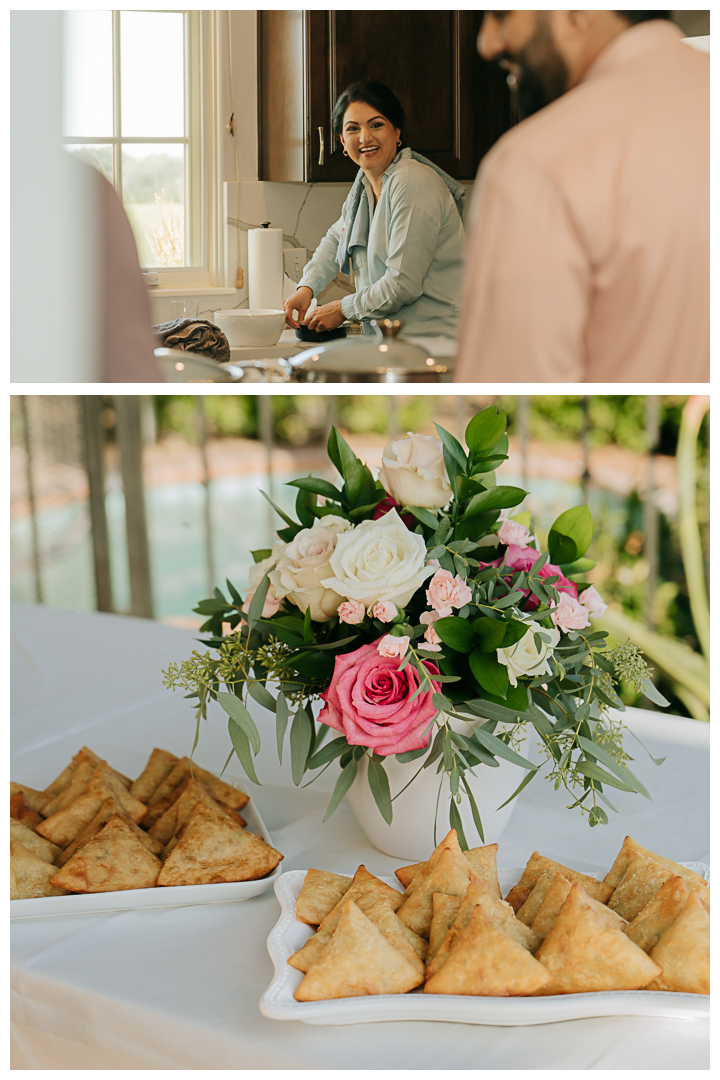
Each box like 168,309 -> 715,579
63,9 -> 211,286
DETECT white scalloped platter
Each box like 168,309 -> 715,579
260,863 -> 710,1026
10,798 -> 282,920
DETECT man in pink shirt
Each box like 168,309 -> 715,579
455,12 -> 709,383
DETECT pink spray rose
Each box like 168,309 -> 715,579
377,634 -> 410,658
498,517 -> 533,547
372,600 -> 399,623
418,609 -> 442,650
580,586 -> 608,618
241,591 -> 281,620
338,599 -> 365,624
550,592 -> 591,633
317,642 -> 441,756
426,568 -> 473,617
481,544 -> 578,611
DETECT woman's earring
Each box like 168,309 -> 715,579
342,148 -> 349,157
397,139 -> 402,148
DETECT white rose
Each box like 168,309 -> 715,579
497,626 -> 560,687
316,514 -> 354,534
378,433 -> 452,509
248,544 -> 285,592
269,524 -> 346,622
321,507 -> 436,609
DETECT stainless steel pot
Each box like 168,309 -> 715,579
279,319 -> 454,383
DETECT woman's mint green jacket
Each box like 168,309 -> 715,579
297,149 -> 465,337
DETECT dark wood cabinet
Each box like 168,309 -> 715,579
258,10 -> 512,183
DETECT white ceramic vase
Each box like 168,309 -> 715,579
346,721 -> 526,860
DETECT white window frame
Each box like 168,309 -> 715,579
64,9 -> 221,290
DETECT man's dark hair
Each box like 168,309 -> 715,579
331,81 -> 405,137
615,12 -> 671,24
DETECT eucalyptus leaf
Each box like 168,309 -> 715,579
275,691 -> 289,764
227,718 -> 260,785
449,799 -> 469,850
216,692 -> 261,754
323,755 -> 359,820
247,681 -> 277,713
367,757 -> 393,824
290,707 -> 314,786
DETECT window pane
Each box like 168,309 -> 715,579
123,145 -> 185,267
65,144 -> 113,185
63,10 -> 113,137
120,11 -> 185,137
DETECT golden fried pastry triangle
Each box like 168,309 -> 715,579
424,903 -> 552,996
607,853 -> 674,922
396,847 -> 472,938
296,868 -> 354,926
9,792 -> 43,830
157,801 -> 282,886
10,818 -> 61,864
129,747 -> 180,804
427,893 -> 462,966
36,769 -> 147,848
625,874 -> 690,953
400,829 -> 462,899
505,852 -> 613,912
530,873 -> 627,947
49,815 -> 162,893
426,876 -> 536,981
644,891 -> 710,994
294,899 -> 424,1001
55,796 -> 163,868
10,782 -> 49,815
364,898 -> 426,975
463,843 -> 501,899
533,884 -> 661,994
604,836 -> 707,890
10,837 -> 70,898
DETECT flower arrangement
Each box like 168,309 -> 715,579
163,406 -> 667,842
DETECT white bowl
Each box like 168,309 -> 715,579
213,308 -> 286,347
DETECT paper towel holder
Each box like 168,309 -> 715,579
261,221 -> 271,228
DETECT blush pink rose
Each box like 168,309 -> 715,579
420,624 -> 442,651
372,600 -> 398,623
377,634 -> 410,658
426,569 -> 473,617
498,518 -> 533,547
481,544 -> 578,611
580,586 -> 608,618
241,590 -> 281,620
338,599 -> 365,624
317,642 -> 441,756
550,592 -> 591,633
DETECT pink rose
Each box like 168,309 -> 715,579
550,592 -> 591,633
421,624 -> 442,651
377,634 -> 410,658
338,600 -> 365,624
372,600 -> 398,623
241,590 -> 281,620
426,569 -> 473,617
580,586 -> 608,618
498,518 -> 533,547
317,642 -> 441,756
480,545 -> 578,612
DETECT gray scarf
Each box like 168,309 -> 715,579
335,148 -> 465,277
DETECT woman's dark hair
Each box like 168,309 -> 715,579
615,12 -> 671,24
331,81 -> 405,137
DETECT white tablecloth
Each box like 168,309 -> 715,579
11,603 -> 710,1070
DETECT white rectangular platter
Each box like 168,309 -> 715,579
260,863 -> 710,1027
11,797 -> 282,920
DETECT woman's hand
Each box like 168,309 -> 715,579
283,286 -> 314,329
306,299 -> 346,333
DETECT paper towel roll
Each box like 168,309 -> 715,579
248,226 -> 284,310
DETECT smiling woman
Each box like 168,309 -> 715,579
283,80 -> 466,338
